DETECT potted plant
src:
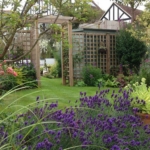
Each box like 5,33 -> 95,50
98,46 -> 107,54
125,78 -> 150,125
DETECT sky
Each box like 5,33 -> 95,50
94,0 -> 145,11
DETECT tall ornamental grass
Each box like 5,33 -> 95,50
0,86 -> 150,150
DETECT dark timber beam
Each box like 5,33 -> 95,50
113,4 -> 115,20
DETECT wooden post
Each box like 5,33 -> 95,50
30,20 -> 41,86
106,33 -> 110,74
61,24 -> 66,85
68,21 -> 73,86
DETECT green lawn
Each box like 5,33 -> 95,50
0,77 -> 118,112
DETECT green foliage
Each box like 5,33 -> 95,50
116,29 -> 147,73
75,80 -> 87,87
40,67 -> 43,76
0,63 -> 38,95
14,67 -> 26,85
16,64 -> 37,88
43,72 -> 54,79
139,59 -> 150,86
105,78 -> 119,88
73,51 -> 84,66
129,74 -> 140,85
53,51 -> 61,78
116,74 -> 128,87
0,74 -> 17,95
82,64 -> 102,86
125,78 -> 150,114
110,66 -> 120,77
50,62 -> 59,78
95,74 -> 119,88
55,0 -> 102,23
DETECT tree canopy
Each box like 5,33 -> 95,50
0,0 -> 101,62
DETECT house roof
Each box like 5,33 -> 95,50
100,2 -> 143,21
116,2 -> 142,19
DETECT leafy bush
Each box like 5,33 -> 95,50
125,78 -> 150,114
53,51 -> 62,78
0,74 -> 17,95
116,29 -> 147,73
82,64 -> 102,86
0,61 -> 18,94
43,72 -> 54,79
75,80 -> 87,87
40,67 -> 43,76
139,59 -> 150,86
95,74 -> 119,88
1,88 -> 150,149
50,62 -> 59,78
129,74 -> 140,86
14,63 -> 37,88
105,78 -> 119,87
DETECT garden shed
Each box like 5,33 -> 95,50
61,27 -> 118,86
62,2 -> 144,86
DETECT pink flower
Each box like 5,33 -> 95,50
7,67 -> 14,74
13,71 -> 18,76
0,70 -> 4,75
7,67 -> 18,76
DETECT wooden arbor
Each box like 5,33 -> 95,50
30,15 -> 74,86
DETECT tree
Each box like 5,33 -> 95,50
116,29 -> 147,73
111,0 -> 147,22
0,0 -> 100,62
127,2 -> 150,46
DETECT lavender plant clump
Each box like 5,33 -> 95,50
0,88 -> 150,150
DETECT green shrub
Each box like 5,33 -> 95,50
125,78 -> 150,114
116,29 -> 147,73
139,59 -> 150,86
50,62 -> 59,78
43,72 -> 54,79
0,74 -> 17,95
14,63 -> 37,88
40,67 -> 43,75
82,64 -> 102,86
53,51 -> 62,77
75,80 -> 87,87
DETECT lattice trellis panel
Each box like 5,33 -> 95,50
96,34 -> 107,73
72,33 -> 85,79
8,30 -> 31,63
85,33 -> 97,66
110,34 -> 118,66
61,24 -> 70,84
72,32 -> 117,79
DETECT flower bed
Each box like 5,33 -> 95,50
0,89 -> 150,150
0,61 -> 37,95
